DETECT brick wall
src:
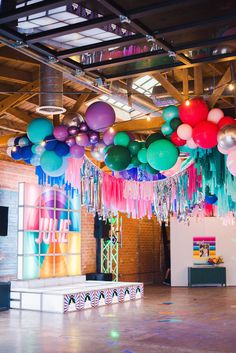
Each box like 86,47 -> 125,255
80,206 -> 96,274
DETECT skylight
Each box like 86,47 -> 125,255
132,75 -> 161,98
100,95 -> 141,118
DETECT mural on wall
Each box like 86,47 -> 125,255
17,183 -> 81,279
193,237 -> 216,265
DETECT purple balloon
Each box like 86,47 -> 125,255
65,136 -> 76,147
89,131 -> 99,145
70,144 -> 85,159
103,128 -> 116,145
53,125 -> 68,141
75,132 -> 90,147
85,102 -> 116,132
68,126 -> 79,136
79,122 -> 89,132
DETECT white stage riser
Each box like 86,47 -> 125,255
10,282 -> 144,313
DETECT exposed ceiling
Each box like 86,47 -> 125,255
0,0 -> 236,163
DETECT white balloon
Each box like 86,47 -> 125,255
207,108 -> 224,124
7,137 -> 15,147
177,124 -> 193,140
186,138 -> 198,149
6,147 -> 12,157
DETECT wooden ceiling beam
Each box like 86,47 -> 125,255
208,67 -> 231,107
0,47 -> 39,66
152,72 -> 183,103
6,107 -> 38,124
194,65 -> 203,96
0,118 -> 26,133
71,93 -> 92,113
0,65 -> 35,84
113,117 -> 165,132
182,69 -> 189,100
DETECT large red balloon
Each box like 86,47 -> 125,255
179,98 -> 209,127
218,116 -> 236,130
171,131 -> 186,146
192,121 -> 219,149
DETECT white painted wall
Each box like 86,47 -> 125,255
170,217 -> 236,286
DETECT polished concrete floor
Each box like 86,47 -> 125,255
1,285 -> 236,353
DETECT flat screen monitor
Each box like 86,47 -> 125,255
0,206 -> 8,236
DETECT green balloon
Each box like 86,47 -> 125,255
145,132 -> 164,148
104,144 -> 113,155
161,122 -> 173,136
170,118 -> 182,131
114,132 -> 130,147
139,163 -> 147,171
162,105 -> 179,122
140,142 -> 146,148
137,148 -> 147,163
40,150 -> 63,173
146,163 -> 159,175
27,118 -> 54,144
128,140 -> 141,155
131,156 -> 141,167
147,139 -> 178,171
105,145 -> 131,171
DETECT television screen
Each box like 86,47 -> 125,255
0,206 -> 8,236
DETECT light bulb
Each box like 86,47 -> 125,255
12,146 -> 17,152
147,116 -> 151,121
40,141 -> 46,147
228,83 -> 234,91
185,99 -> 190,106
109,127 -> 114,133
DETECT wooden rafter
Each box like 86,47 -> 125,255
208,67 -> 231,107
194,65 -> 203,96
113,116 -> 165,132
71,93 -> 91,113
0,65 -> 35,84
182,69 -> 189,100
7,107 -> 39,124
152,72 -> 183,103
0,118 -> 26,133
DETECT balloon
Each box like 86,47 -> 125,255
105,146 -> 131,171
75,132 -> 89,147
89,131 -> 99,145
161,122 -> 173,135
192,121 -> 219,149
85,102 -> 115,132
179,98 -> 208,127
103,128 -> 116,145
114,132 -> 130,147
145,132 -> 164,148
140,142 -> 146,148
65,136 -> 76,147
205,194 -> 218,205
217,124 -> 236,150
208,108 -> 224,124
27,118 -> 53,143
54,142 -> 70,157
14,136 -> 21,146
35,144 -> 45,156
104,144 -> 113,155
62,112 -> 82,127
70,145 -> 85,159
147,139 -> 178,171
171,131 -> 186,146
11,147 -> 22,160
79,122 -> 89,132
45,135 -> 58,151
137,148 -> 147,163
53,125 -> 68,141
40,150 -> 63,173
131,156 -> 141,167
177,124 -> 193,140
91,141 -> 106,162
21,146 -> 33,160
139,163 -> 147,171
170,118 -> 182,131
186,138 -> 198,149
45,157 -> 68,177
162,157 -> 182,177
218,116 -> 236,130
218,144 -> 236,155
146,163 -> 159,175
128,140 -> 141,155
7,137 -> 15,147
6,147 -> 12,157
19,136 -> 30,147
30,154 -> 41,166
162,105 -> 179,122
68,126 -> 79,136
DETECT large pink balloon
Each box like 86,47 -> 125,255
85,102 -> 116,132
70,145 -> 85,159
227,149 -> 236,176
103,128 -> 116,145
177,124 -> 192,140
53,125 -> 68,141
207,108 -> 224,124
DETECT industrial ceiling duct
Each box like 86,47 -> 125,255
36,65 -> 66,115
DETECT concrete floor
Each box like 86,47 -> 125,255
0,285 -> 236,353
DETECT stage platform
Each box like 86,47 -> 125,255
10,276 -> 144,313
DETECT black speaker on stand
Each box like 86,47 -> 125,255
86,213 -> 113,281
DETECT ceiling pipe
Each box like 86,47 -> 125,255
36,64 -> 66,115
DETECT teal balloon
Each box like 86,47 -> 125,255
140,142 -> 146,148
147,139 -> 178,171
31,144 -> 37,154
146,163 -> 159,175
131,156 -> 141,167
170,118 -> 182,131
161,122 -> 173,136
104,144 -> 113,155
145,132 -> 164,148
137,148 -> 147,163
139,163 -> 147,171
128,141 -> 141,155
27,118 -> 53,144
162,105 -> 179,122
105,145 -> 131,171
114,132 -> 130,147
40,150 -> 63,173
179,145 -> 192,154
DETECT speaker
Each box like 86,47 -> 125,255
0,206 -> 8,236
94,213 -> 110,239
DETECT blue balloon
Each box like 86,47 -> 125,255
11,146 -> 22,160
45,135 -> 58,151
19,136 -> 30,147
24,158 -> 31,165
21,146 -> 33,160
27,118 -> 54,144
40,150 -> 63,173
205,195 -> 218,205
14,136 -> 21,145
54,142 -> 70,157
